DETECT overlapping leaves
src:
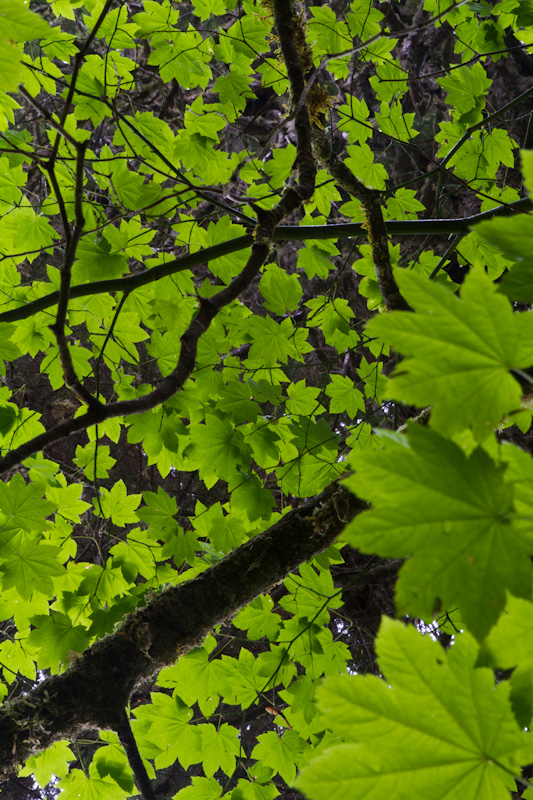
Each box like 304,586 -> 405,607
0,0 -> 532,798
343,426 -> 532,639
297,620 -> 530,800
367,269 -> 533,440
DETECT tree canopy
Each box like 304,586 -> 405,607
1,0 -> 533,798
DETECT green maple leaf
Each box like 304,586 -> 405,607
325,375 -> 364,417
127,409 -> 186,463
0,474 -> 56,530
216,380 -> 260,424
77,563 -> 131,604
277,436 -> 341,498
0,637 -> 36,681
474,152 -> 533,301
187,415 -> 251,484
337,97 -> 371,144
232,776 -> 278,800
158,637 -> 232,717
200,723 -> 240,777
252,730 -> 307,784
345,143 -> 388,189
19,741 -> 75,788
132,1 -> 179,36
132,692 -> 203,770
367,269 -> 533,440
259,264 -> 302,315
474,213 -> 533,262
204,217 -> 249,283
256,645 -> 296,688
218,648 -> 263,709
0,535 -> 67,600
280,676 -> 317,728
41,342 -> 92,391
175,777 -> 222,800
226,13 -> 270,59
308,6 -> 350,54
247,317 -> 303,366
480,594 -> 533,727
305,297 -> 357,350
343,425 -> 532,638
0,155 -> 24,212
0,1 -> 50,92
281,563 -> 343,622
73,236 -> 128,283
298,244 -> 336,279
92,479 -> 141,527
148,31 -> 211,89
57,763 -> 126,800
483,595 -> 533,670
0,405 -> 17,437
297,620 -> 530,800
437,62 -> 491,123
286,380 -> 325,416
46,481 -> 90,522
27,611 -> 90,671
214,67 -> 254,111
185,96 -> 226,141
193,500 -> 246,553
73,443 -> 116,480
2,0 -> 50,41
92,731 -> 135,795
110,528 -> 163,581
103,218 -> 155,259
193,0 -> 227,20
229,474 -> 276,522
136,487 -> 179,535
233,595 -> 282,641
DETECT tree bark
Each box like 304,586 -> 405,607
0,481 -> 368,779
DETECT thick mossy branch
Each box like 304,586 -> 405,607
313,132 -> 411,312
273,0 -> 316,204
0,481 -> 367,778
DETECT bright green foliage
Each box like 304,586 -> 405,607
27,611 -> 91,671
57,762 -> 130,800
158,636 -> 233,716
233,595 -> 282,641
19,741 -> 75,788
367,269 -> 533,440
0,0 -> 50,94
0,0 -> 533,799
252,731 -> 308,785
297,620 -> 530,800
343,425 -> 532,639
132,692 -> 204,770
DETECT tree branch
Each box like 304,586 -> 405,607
48,141 -> 103,410
313,131 -> 410,311
0,481 -> 367,777
115,711 -> 157,800
0,199 -> 529,325
0,0 -> 320,477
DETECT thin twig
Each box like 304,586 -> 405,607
49,142 -> 103,410
49,0 -> 115,164
0,0 -> 318,475
115,711 -> 157,800
18,87 -> 81,150
0,198 -> 530,326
